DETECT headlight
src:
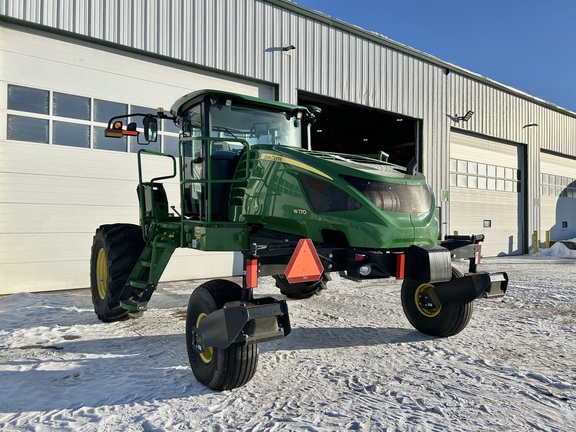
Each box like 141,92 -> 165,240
364,187 -> 401,212
342,176 -> 432,213
299,174 -> 361,212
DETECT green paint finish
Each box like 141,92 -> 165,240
229,145 -> 438,249
187,223 -> 249,252
120,231 -> 178,311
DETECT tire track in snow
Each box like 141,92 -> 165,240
1,260 -> 576,431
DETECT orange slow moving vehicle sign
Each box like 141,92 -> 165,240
284,239 -> 324,284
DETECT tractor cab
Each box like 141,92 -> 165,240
105,90 -> 317,224
169,90 -> 316,221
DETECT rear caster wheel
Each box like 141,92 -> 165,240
273,273 -> 329,299
401,267 -> 473,337
186,279 -> 259,390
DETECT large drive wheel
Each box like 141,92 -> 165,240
186,279 -> 258,390
273,274 -> 328,299
90,224 -> 145,322
401,267 -> 473,337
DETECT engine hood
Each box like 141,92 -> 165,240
259,146 -> 427,185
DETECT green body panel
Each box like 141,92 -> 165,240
229,145 -> 438,249
184,222 -> 249,251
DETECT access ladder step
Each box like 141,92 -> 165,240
128,280 -> 148,290
120,299 -> 148,312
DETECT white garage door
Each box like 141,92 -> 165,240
540,152 -> 576,242
0,25 -> 274,294
450,131 -> 524,257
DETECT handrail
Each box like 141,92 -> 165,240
178,137 -> 251,224
137,149 -> 177,185
136,149 -> 178,241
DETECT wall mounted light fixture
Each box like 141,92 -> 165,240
282,44 -> 296,51
458,110 -> 474,122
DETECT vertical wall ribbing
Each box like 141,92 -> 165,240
1,0 -> 575,227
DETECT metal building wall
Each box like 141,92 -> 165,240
2,0 -> 576,240
2,0 -> 574,139
0,0 -> 449,199
447,72 -> 576,154
447,72 -> 576,237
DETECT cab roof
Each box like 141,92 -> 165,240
170,89 -> 310,119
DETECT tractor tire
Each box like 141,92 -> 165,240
90,224 -> 145,322
401,267 -> 473,337
273,274 -> 328,299
186,279 -> 258,391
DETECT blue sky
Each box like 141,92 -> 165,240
293,0 -> 576,113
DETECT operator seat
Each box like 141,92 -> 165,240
210,150 -> 241,220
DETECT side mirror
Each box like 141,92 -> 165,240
305,106 -> 322,125
143,116 -> 158,142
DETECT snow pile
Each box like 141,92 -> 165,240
1,257 -> 575,431
534,240 -> 576,258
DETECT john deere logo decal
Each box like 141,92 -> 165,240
260,153 -> 333,180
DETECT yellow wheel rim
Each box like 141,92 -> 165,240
96,248 -> 108,300
414,283 -> 442,318
196,313 -> 214,364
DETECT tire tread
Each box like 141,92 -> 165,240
186,279 -> 259,390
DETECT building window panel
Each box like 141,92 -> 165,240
94,126 -> 127,152
477,163 -> 487,176
131,105 -> 157,115
164,120 -> 179,134
163,135 -> 180,156
130,138 -> 160,153
53,93 -> 91,120
53,121 -> 90,147
8,85 -> 49,114
95,99 -> 127,123
130,106 -> 156,129
7,115 -> 49,143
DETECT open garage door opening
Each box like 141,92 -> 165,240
298,92 -> 420,168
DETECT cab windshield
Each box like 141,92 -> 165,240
210,103 -> 303,148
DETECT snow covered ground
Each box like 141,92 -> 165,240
1,251 -> 575,431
